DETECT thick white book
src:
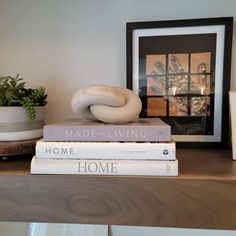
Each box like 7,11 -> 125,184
35,139 -> 176,160
30,157 -> 178,176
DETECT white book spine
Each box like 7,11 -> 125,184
35,140 -> 176,160
230,91 -> 236,160
30,157 -> 178,176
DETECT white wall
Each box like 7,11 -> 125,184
0,222 -> 108,236
1,223 -> 236,236
0,222 -> 29,236
28,223 -> 108,236
110,226 -> 236,236
0,0 -> 235,123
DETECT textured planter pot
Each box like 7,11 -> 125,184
0,106 -> 45,141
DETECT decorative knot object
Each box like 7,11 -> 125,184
71,85 -> 142,124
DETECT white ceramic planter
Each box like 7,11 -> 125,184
0,106 -> 45,141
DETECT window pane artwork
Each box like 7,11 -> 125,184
138,33 -> 216,137
145,52 -> 212,120
127,18 -> 233,147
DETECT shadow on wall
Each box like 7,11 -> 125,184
44,77 -> 76,124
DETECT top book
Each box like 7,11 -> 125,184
43,118 -> 171,142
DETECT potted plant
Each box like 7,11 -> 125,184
0,74 -> 47,142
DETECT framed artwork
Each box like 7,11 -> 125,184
127,17 -> 233,147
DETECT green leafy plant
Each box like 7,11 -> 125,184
0,74 -> 47,120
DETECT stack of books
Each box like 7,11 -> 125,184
30,118 -> 178,176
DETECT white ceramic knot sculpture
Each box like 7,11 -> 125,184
71,85 -> 142,123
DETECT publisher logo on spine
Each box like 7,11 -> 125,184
163,149 -> 169,155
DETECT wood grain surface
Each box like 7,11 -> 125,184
0,148 -> 236,229
0,138 -> 39,157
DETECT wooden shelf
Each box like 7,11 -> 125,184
0,148 -> 236,230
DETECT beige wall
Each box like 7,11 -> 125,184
0,0 -> 235,123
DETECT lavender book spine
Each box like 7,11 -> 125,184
43,125 -> 171,142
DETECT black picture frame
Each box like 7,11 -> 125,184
127,17 -> 233,148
